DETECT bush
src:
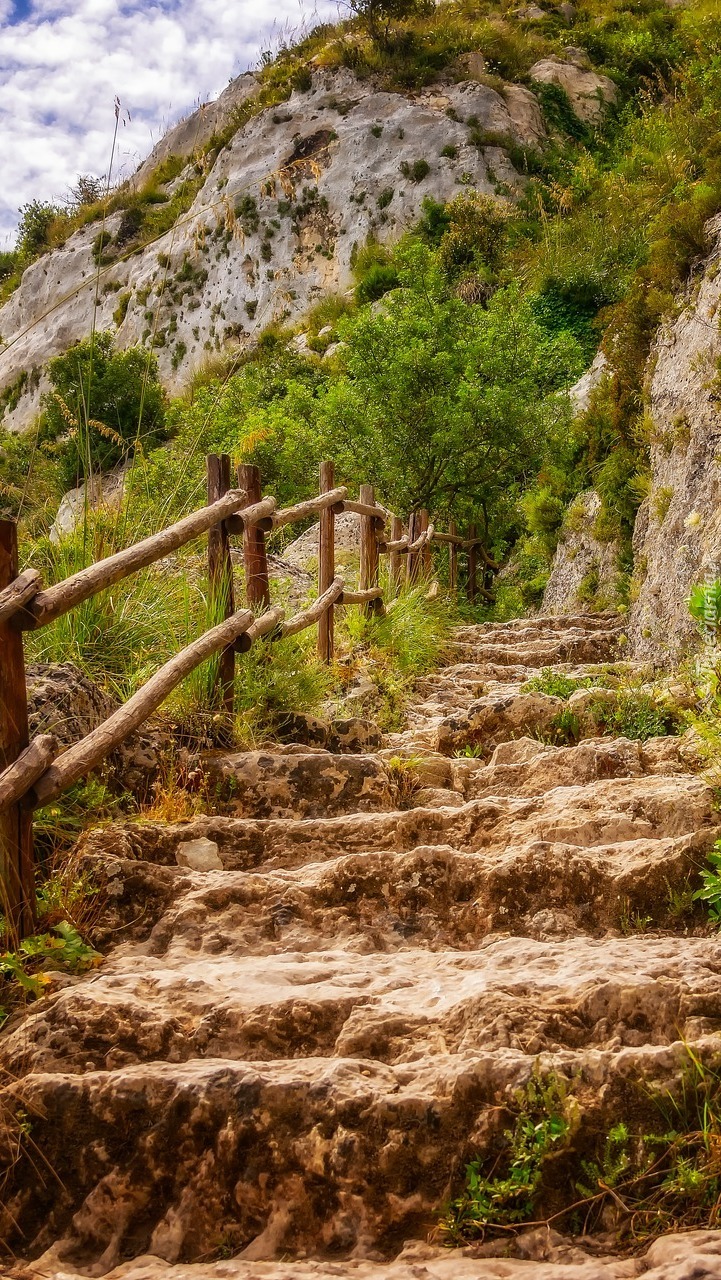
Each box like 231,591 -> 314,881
438,191 -> 511,278
400,158 -> 431,183
42,332 -> 167,487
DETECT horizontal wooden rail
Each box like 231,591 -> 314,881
14,494 -> 277,632
0,735 -> 57,813
272,488 -> 347,530
0,568 -> 41,623
408,521 -> 435,553
341,499 -> 388,525
378,536 -> 408,554
282,577 -> 345,638
338,587 -> 383,605
29,605 -> 259,808
234,606 -> 285,651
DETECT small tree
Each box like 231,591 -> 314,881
43,333 -> 167,488
345,0 -> 426,47
15,200 -> 63,261
69,175 -> 105,208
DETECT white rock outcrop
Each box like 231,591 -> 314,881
0,67 -> 543,431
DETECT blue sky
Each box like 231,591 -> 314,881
0,0 -> 339,248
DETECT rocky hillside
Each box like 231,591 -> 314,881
0,25 -> 617,432
5,611 -> 721,1276
0,67 -> 537,430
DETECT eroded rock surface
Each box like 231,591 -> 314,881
3,613 -> 721,1278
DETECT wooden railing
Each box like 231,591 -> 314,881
0,455 -> 497,936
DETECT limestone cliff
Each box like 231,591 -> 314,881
627,214 -> 721,662
0,66 -> 544,432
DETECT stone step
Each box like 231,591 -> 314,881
448,633 -> 621,669
78,773 -> 716,878
203,750 -> 393,820
7,918 -> 721,1077
4,979 -> 719,1267
25,1229 -> 721,1280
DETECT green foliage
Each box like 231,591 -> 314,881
42,332 -> 167,487
441,1072 -> 571,1240
693,841 -> 721,926
596,689 -> 680,742
230,632 -> 335,748
326,243 -> 582,527
438,191 -> 511,279
522,668 -> 604,699
689,579 -> 721,639
338,582 -> 457,730
15,199 -> 64,260
532,82 -> 592,143
400,157 -> 430,183
0,922 -> 101,1010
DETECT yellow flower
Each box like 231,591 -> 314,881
684,510 -> 702,529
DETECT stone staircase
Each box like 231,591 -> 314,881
5,613 -> 721,1280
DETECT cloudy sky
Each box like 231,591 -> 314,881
0,0 -> 339,248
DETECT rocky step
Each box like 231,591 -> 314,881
77,773 -> 716,878
452,612 -> 623,640
202,750 -> 394,820
22,1229 -> 721,1280
7,927 -> 721,1077
446,632 -> 622,670
4,960 -> 720,1269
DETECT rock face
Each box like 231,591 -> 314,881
627,214 -> 721,663
3,613 -> 721,1279
0,67 -> 542,431
542,490 -> 621,615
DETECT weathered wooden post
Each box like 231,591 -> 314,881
359,483 -> 381,616
389,515 -> 404,594
317,461 -> 335,663
419,508 -> 432,577
406,511 -> 418,585
207,454 -> 235,717
467,521 -> 478,602
448,519 -> 458,592
238,463 -> 271,610
0,520 -> 35,942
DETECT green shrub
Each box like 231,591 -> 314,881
400,158 -> 430,183
355,261 -> 401,303
441,1073 -> 571,1240
42,332 -> 167,487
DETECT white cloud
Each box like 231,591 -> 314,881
0,0 -> 340,248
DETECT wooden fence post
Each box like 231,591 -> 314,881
317,461 -> 335,663
406,511 -> 417,585
0,520 -> 34,942
467,521 -> 478,602
389,515 -> 404,594
359,483 -> 380,616
419,508 -> 431,578
207,454 -> 235,717
448,519 -> 458,592
238,463 -> 271,610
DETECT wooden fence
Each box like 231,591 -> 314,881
0,455 -> 497,937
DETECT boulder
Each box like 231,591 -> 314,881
529,56 -> 618,123
26,662 -> 117,748
49,463 -> 129,544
